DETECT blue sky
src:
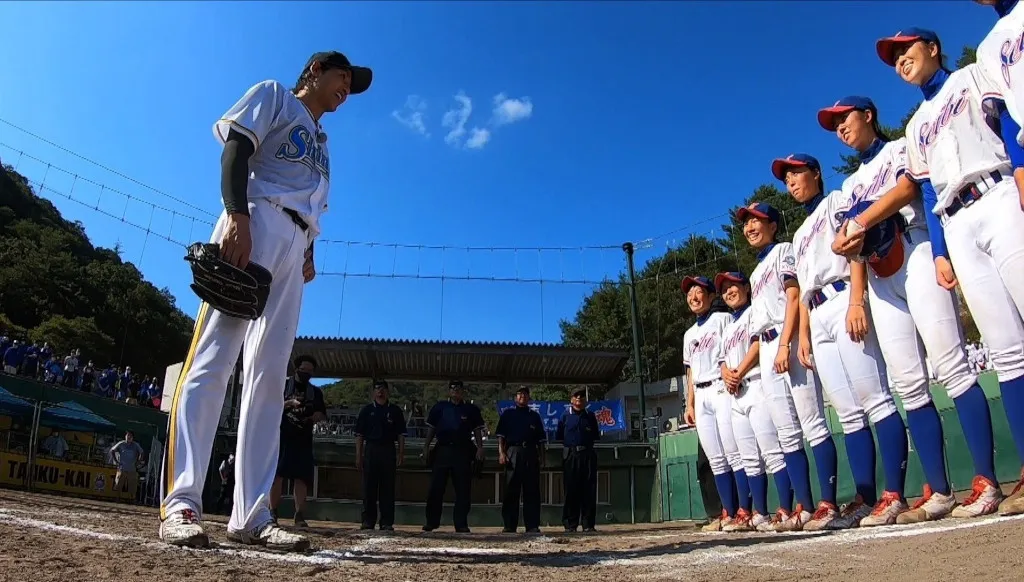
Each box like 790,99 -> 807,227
0,1 -> 1000,348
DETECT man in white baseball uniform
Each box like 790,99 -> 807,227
159,51 -> 373,550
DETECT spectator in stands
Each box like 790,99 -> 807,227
40,341 -> 52,362
0,332 -> 9,356
42,430 -> 69,459
110,430 -> 145,504
63,349 -> 80,388
80,361 -> 96,393
22,342 -> 40,379
120,366 -> 132,396
4,340 -> 23,374
44,355 -> 62,383
98,365 -> 116,397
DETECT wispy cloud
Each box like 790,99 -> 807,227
442,91 -> 473,146
391,95 -> 429,137
491,93 -> 533,125
465,127 -> 491,149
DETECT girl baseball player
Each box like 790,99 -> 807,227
715,271 -> 792,532
737,203 -> 840,532
771,153 -> 910,529
682,276 -> 750,531
870,26 -> 1024,516
820,95 -> 990,522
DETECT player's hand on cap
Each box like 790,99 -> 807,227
773,344 -> 791,374
220,213 -> 253,269
302,247 -> 316,283
846,303 -> 869,343
934,257 -> 958,291
797,336 -> 814,370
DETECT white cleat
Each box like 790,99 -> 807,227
859,491 -> 909,527
897,485 -> 956,524
226,520 -> 311,552
952,475 -> 1003,518
826,496 -> 872,530
802,500 -> 840,531
722,508 -> 755,532
159,509 -> 209,548
749,511 -> 772,531
774,504 -> 812,532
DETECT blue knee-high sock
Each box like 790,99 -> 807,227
811,439 -> 839,505
874,413 -> 909,498
953,384 -> 998,483
749,473 -> 770,515
783,450 -> 814,509
713,470 -> 739,517
1000,376 -> 1024,465
772,468 -> 794,513
733,468 -> 751,512
905,403 -> 950,495
844,427 -> 878,505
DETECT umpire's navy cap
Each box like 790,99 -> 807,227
449,379 -> 465,389
516,385 -> 530,395
373,379 -> 390,390
876,28 -> 941,67
305,51 -> 373,95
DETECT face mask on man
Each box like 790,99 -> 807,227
296,371 -> 312,383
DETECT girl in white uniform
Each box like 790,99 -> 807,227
682,276 -> 749,531
772,153 -> 910,530
715,271 -> 790,533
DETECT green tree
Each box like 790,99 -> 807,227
31,315 -> 116,365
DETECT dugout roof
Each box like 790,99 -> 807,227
290,336 -> 630,386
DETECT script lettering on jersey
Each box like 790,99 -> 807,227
796,214 -> 828,259
276,125 -> 331,179
1000,27 -> 1024,88
691,331 -> 719,356
917,88 -> 971,158
752,266 -> 776,299
723,325 -> 748,356
851,159 -> 894,204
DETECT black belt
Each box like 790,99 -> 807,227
282,207 -> 308,231
944,170 -> 1004,219
564,445 -> 593,452
695,380 -> 714,389
759,328 -> 779,343
809,280 -> 846,311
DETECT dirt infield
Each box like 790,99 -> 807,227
1,490 -> 1022,582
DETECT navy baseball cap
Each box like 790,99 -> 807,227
735,202 -> 781,224
516,385 -> 530,395
304,51 -> 373,94
681,275 -> 715,294
771,154 -> 821,181
876,28 -> 941,66
818,96 -> 878,131
714,271 -> 749,293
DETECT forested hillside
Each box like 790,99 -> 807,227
0,164 -> 194,375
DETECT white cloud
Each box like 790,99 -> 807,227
465,127 -> 491,149
491,93 -> 533,125
391,95 -> 429,137
442,91 -> 473,146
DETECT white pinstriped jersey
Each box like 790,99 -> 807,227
748,243 -> 798,336
842,138 -> 925,231
719,308 -> 759,380
791,191 -> 852,306
905,65 -> 1011,214
214,80 -> 331,238
978,1 -> 1024,145
682,312 -> 731,385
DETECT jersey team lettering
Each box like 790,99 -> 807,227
1000,27 -> 1024,87
917,88 -> 971,158
277,125 -> 331,180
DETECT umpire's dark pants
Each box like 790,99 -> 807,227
561,446 -> 597,529
502,445 -> 541,531
696,440 -> 722,519
425,443 -> 472,529
361,441 -> 397,527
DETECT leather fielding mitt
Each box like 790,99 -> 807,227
184,242 -> 273,320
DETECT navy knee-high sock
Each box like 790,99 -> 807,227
713,470 -> 739,517
1000,376 -> 1024,465
783,449 -> 815,509
772,468 -> 794,513
874,413 -> 909,498
844,427 -> 878,505
734,468 -> 751,512
953,384 -> 997,482
905,402 -> 950,495
811,438 -> 839,505
749,472 -> 770,515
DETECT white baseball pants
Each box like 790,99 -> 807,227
867,231 -> 978,408
757,334 -> 831,452
943,181 -> 1024,383
809,286 -> 898,434
694,380 -> 743,475
731,377 -> 786,477
161,199 -> 307,532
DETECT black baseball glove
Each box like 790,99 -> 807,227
184,242 -> 273,320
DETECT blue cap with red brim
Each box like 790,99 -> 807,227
771,153 -> 821,182
818,96 -> 878,131
680,276 -> 715,294
735,202 -> 781,224
714,271 -> 749,293
876,27 -> 940,67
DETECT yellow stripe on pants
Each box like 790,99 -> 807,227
160,302 -> 210,520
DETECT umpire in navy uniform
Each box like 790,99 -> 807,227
354,379 -> 407,531
422,379 -> 485,533
556,388 -> 600,532
496,385 -> 546,534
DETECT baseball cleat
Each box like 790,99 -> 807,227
722,508 -> 755,532
226,520 -> 311,552
701,509 -> 729,532
801,501 -> 840,531
859,490 -> 908,527
896,485 -> 956,524
763,508 -> 790,532
998,470 -> 1024,516
750,511 -> 772,531
952,475 -> 1003,518
160,509 -> 209,548
774,503 -> 812,532
826,495 -> 872,530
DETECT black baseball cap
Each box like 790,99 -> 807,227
373,379 -> 389,390
571,388 -> 586,399
516,385 -> 530,395
449,380 -> 464,390
304,51 -> 373,95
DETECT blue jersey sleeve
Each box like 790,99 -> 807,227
999,108 -> 1024,169
920,180 -> 949,260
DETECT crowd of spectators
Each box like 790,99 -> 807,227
0,331 -> 163,409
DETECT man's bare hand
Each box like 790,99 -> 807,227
303,247 -> 315,283
935,257 -> 958,290
220,213 -> 252,268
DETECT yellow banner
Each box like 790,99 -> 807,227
0,452 -> 125,499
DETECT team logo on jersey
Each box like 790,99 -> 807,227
752,266 -> 776,298
1000,30 -> 1024,88
850,160 -> 894,204
917,88 -> 971,157
723,325 -> 748,354
692,332 -> 719,355
276,125 -> 331,179
796,214 -> 828,258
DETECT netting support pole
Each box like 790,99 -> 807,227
622,242 -> 647,442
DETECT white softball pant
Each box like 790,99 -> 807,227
758,333 -> 832,451
694,379 -> 743,475
867,230 -> 978,409
161,199 -> 307,532
809,285 -> 898,434
943,180 -> 1024,383
731,377 -> 786,477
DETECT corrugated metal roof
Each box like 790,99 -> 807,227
290,336 -> 630,385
